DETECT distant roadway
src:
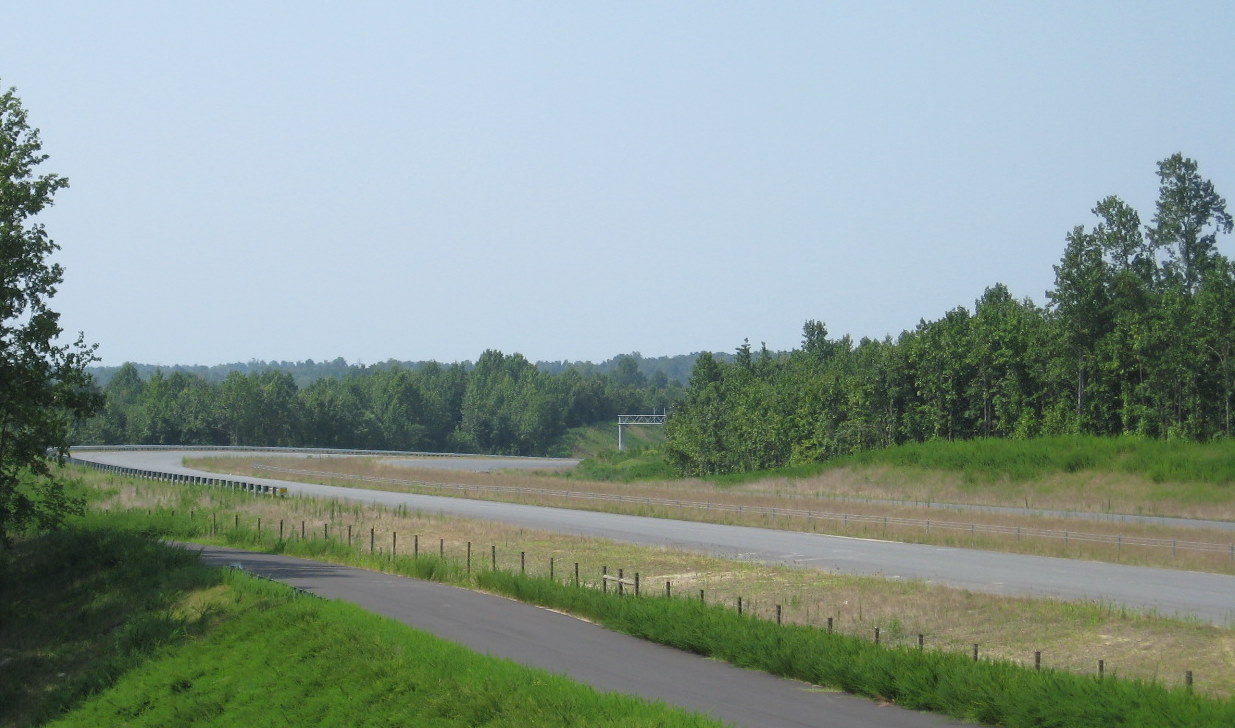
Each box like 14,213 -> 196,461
77,449 -> 1235,625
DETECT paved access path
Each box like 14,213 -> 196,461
81,449 -> 1235,625
187,542 -> 960,728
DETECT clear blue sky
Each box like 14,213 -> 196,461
6,2 -> 1233,366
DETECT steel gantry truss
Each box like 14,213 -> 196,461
617,413 -> 667,451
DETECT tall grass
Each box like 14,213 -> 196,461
0,527 -> 225,726
571,447 -> 677,482
839,436 -> 1235,485
708,435 -> 1235,488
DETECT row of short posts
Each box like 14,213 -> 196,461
201,510 -> 1206,690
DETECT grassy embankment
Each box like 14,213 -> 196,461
714,435 -> 1235,510
558,422 -> 675,480
60,467 -> 1235,711
0,519 -> 722,728
186,433 -> 1235,575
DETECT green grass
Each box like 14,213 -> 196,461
67,489 -> 1235,728
707,435 -> 1235,489
0,524 -> 724,728
475,569 -> 1235,728
557,421 -> 675,481
570,447 -> 676,482
559,422 -> 668,459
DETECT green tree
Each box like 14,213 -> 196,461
1149,153 -> 1233,293
1048,225 -> 1114,429
0,84 -> 101,543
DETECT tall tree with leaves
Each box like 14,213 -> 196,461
1149,153 -> 1233,293
0,84 -> 101,544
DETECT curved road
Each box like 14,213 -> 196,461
80,449 -> 1235,625
191,543 -> 959,728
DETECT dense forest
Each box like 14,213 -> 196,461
664,154 -> 1235,475
75,352 -> 680,456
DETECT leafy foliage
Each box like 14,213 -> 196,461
666,155 -> 1235,475
0,84 -> 101,543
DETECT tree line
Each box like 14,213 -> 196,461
76,351 -> 680,456
665,154 -> 1234,476
87,351 -> 717,391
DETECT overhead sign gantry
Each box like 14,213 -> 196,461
617,413 -> 667,451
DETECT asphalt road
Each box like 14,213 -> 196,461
79,449 -> 1235,625
187,542 -> 961,728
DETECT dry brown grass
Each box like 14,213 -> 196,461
185,455 -> 1235,575
82,467 -> 1235,697
761,465 -> 1235,521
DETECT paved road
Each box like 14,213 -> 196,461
80,449 -> 1235,625
188,542 -> 960,728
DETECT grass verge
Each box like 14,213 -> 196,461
1,525 -> 722,728
713,435 -> 1235,491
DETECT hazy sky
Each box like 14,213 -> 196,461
6,2 -> 1233,366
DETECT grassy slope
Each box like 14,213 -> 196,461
561,422 -> 667,457
559,422 -> 674,481
0,524 -> 720,728
713,435 -> 1235,488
